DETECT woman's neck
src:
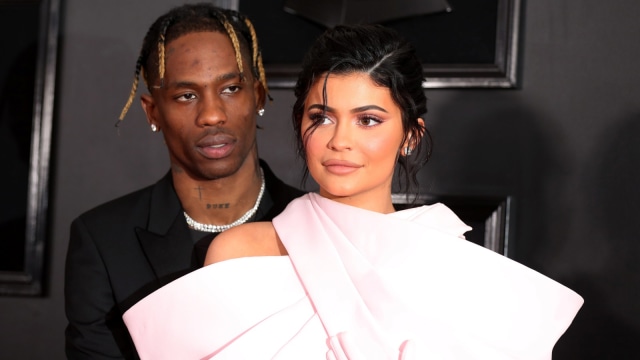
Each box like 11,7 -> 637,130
318,188 -> 395,214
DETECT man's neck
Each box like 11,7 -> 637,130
173,157 -> 264,227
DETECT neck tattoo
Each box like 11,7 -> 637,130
184,168 -> 265,233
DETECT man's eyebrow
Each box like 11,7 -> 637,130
170,81 -> 198,88
165,72 -> 242,88
217,72 -> 241,82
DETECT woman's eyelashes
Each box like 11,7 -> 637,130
307,112 -> 384,127
308,112 -> 332,125
356,114 -> 382,127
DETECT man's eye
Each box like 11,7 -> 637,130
222,85 -> 241,94
177,93 -> 197,101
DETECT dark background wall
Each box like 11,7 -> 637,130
1,0 -> 639,358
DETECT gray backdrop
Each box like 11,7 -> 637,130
1,0 -> 639,358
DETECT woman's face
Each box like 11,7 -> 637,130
301,72 -> 407,212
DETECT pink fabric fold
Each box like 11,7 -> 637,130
273,193 -> 583,359
123,193 -> 583,359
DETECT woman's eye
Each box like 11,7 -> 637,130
309,112 -> 332,125
358,116 -> 381,127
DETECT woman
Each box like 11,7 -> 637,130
123,24 -> 583,359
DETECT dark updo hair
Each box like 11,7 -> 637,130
118,3 -> 268,123
292,24 -> 432,193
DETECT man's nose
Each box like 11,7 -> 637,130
196,95 -> 226,126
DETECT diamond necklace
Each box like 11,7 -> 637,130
183,168 -> 265,233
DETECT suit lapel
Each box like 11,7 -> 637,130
133,162 -> 303,284
135,173 -> 194,285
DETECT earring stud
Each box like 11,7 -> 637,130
404,135 -> 412,156
150,124 -> 158,132
258,108 -> 265,116
404,146 -> 412,156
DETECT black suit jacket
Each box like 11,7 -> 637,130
64,160 -> 303,359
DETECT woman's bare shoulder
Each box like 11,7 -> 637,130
204,221 -> 283,265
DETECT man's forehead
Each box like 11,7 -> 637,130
166,31 -> 234,53
145,30 -> 255,87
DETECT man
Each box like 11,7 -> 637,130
64,4 -> 303,359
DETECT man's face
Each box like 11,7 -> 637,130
141,31 -> 264,181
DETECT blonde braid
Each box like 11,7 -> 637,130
155,16 -> 173,89
157,34 -> 166,87
243,19 -> 258,70
244,18 -> 270,98
117,53 -> 145,123
257,52 -> 270,99
221,17 -> 244,77
117,75 -> 139,122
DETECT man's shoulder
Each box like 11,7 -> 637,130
81,183 -> 152,214
71,188 -> 150,236
73,174 -> 172,228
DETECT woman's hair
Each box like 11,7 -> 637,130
117,3 -> 269,123
292,24 -> 432,193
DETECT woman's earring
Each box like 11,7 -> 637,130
404,146 -> 412,156
258,108 -> 265,116
404,135 -> 412,156
150,124 -> 158,132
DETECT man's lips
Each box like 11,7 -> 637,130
196,134 -> 235,159
322,159 -> 362,175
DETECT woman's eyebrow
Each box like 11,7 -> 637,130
307,104 -> 335,112
307,104 -> 388,113
351,105 -> 387,113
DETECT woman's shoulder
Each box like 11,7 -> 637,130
204,221 -> 284,265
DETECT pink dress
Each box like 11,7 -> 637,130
123,193 -> 583,359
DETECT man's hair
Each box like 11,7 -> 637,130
118,3 -> 268,122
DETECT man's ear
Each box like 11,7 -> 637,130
254,79 -> 266,113
140,93 -> 157,128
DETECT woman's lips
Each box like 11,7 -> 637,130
322,159 -> 362,175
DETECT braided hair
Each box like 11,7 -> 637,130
117,3 -> 269,123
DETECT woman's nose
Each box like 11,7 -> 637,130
327,123 -> 352,151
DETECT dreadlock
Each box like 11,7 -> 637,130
117,3 -> 270,124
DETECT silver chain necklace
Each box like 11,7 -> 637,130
184,168 -> 265,233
